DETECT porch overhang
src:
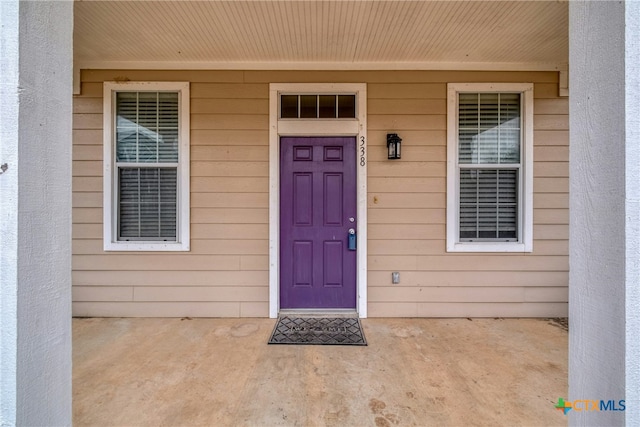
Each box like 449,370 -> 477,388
74,1 -> 568,92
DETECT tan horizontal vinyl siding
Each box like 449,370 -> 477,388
73,70 -> 270,317
366,72 -> 567,317
72,69 -> 568,318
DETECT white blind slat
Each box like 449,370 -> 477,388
118,168 -> 177,240
116,92 -> 179,163
115,90 -> 179,242
458,93 -> 521,165
459,169 -> 518,240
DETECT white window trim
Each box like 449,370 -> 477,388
103,81 -> 190,251
446,83 -> 534,253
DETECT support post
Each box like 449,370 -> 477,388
569,1 -> 639,424
0,1 -> 73,425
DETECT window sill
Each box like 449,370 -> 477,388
447,242 -> 532,253
104,241 -> 190,252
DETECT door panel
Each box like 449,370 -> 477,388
293,241 -> 313,287
280,137 -> 357,309
293,173 -> 312,225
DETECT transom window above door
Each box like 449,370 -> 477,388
280,94 -> 356,119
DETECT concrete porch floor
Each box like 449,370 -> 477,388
73,318 -> 567,426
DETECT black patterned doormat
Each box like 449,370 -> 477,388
268,317 -> 367,346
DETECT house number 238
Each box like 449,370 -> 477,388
359,136 -> 366,166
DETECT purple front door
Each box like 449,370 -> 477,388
280,137 -> 357,309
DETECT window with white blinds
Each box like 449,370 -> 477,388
447,83 -> 533,252
103,82 -> 190,251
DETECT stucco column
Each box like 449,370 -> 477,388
569,1 -> 638,425
0,1 -> 73,425
625,2 -> 640,424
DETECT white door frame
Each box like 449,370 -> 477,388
268,83 -> 368,318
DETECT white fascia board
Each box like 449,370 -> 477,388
77,60 -> 568,72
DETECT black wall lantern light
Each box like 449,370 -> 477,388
387,133 -> 402,160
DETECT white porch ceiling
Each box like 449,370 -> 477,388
74,1 -> 568,70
